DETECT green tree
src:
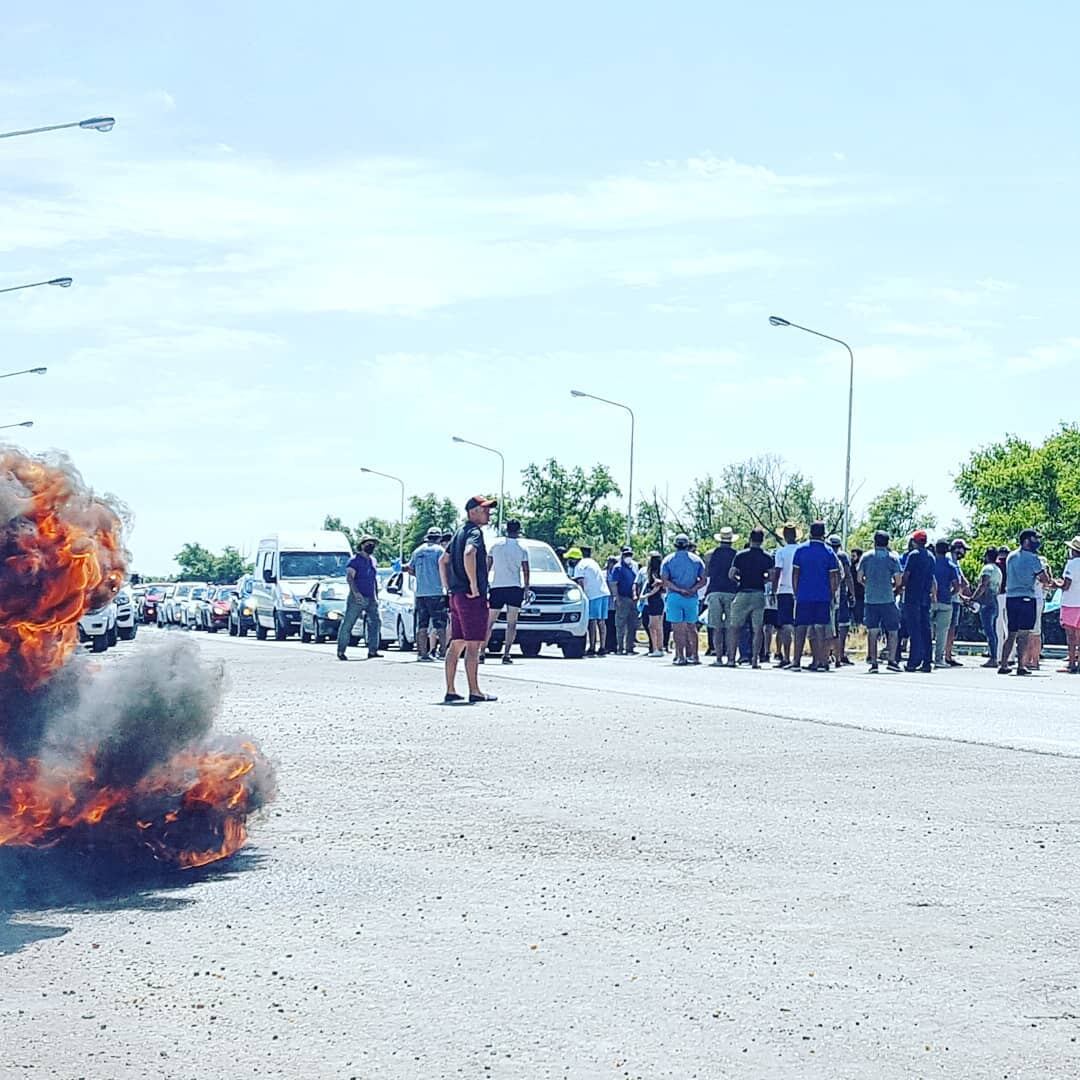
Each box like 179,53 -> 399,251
214,545 -> 253,583
518,458 -> 624,551
955,424 -> 1080,569
403,493 -> 459,553
323,514 -> 396,553
174,543 -> 253,583
849,486 -> 936,550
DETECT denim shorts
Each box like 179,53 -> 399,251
863,601 -> 901,632
664,592 -> 699,624
587,596 -> 610,621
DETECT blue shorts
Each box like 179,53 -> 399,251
664,592 -> 699,624
795,600 -> 831,627
587,596 -> 610,621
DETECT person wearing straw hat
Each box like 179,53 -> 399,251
1058,536 -> 1080,673
705,526 -> 738,661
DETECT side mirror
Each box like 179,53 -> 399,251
263,568 -> 275,583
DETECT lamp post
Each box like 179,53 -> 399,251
451,436 -> 505,533
360,467 -> 405,566
0,117 -> 114,140
769,315 -> 855,546
0,277 -> 72,295
0,367 -> 47,381
570,390 -> 635,546
0,421 -> 34,432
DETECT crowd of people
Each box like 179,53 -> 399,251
332,492 -> 1080,702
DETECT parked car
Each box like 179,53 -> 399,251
79,601 -> 118,653
229,575 -> 257,637
486,539 -> 587,658
251,531 -> 352,640
115,586 -> 138,641
194,585 -> 234,632
140,583 -> 169,624
379,571 -> 417,651
177,583 -> 211,629
299,580 -> 353,644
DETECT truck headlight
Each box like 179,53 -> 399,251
565,586 -> 583,603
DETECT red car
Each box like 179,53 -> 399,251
140,583 -> 169,624
196,585 -> 235,633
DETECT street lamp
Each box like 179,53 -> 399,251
0,277 -> 73,295
0,367 -> 47,381
570,390 -> 635,546
0,117 -> 115,140
451,436 -> 505,533
0,421 -> 34,431
769,315 -> 855,545
360,467 -> 406,566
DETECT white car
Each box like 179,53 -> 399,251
159,583 -> 190,626
379,571 -> 417,651
486,539 -> 587,658
179,584 -> 211,629
80,601 -> 118,653
115,586 -> 138,641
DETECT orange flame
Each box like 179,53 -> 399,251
0,450 -> 273,869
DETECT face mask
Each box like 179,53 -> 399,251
622,557 -> 633,565
362,544 -> 375,554
1030,540 -> 1042,551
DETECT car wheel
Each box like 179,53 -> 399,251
238,617 -> 249,638
520,640 -> 542,658
314,620 -> 327,645
274,611 -> 291,640
397,618 -> 414,652
560,639 -> 585,659
300,617 -> 312,644
255,616 -> 268,640
91,634 -> 108,653
118,626 -> 136,641
229,614 -> 238,637
106,626 -> 118,648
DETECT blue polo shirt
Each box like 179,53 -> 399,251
903,547 -> 936,602
347,552 -> 378,598
792,540 -> 838,602
933,555 -> 959,603
610,562 -> 637,598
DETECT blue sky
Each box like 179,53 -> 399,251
2,2 -> 1077,571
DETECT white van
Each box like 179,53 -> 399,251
251,531 -> 353,640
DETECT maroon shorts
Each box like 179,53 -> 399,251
449,592 -> 489,642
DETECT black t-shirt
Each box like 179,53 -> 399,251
448,522 -> 488,596
903,547 -> 935,601
732,546 -> 775,592
706,546 -> 737,593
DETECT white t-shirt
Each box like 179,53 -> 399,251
773,543 -> 799,595
575,557 -> 609,600
489,536 -> 528,589
1062,557 -> 1080,607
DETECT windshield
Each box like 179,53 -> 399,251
147,586 -> 166,598
279,551 -> 350,579
214,587 -> 234,599
191,588 -> 209,600
525,544 -> 565,574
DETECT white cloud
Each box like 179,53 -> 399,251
1006,337 -> 1080,374
879,321 -> 968,340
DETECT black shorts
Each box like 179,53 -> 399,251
489,586 -> 524,610
1006,596 -> 1036,633
764,608 -> 777,627
646,595 -> 664,616
775,593 -> 795,627
415,594 -> 448,631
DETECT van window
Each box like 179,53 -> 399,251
279,552 -> 351,579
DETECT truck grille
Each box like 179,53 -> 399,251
530,586 -> 567,603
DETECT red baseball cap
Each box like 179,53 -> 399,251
465,495 -> 497,510
911,529 -> 928,543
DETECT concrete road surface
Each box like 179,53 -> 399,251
3,630 -> 1079,1079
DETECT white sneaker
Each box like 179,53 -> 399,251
648,650 -> 663,657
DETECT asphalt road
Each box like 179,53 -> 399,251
3,628 -> 1079,1079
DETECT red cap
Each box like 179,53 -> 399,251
465,495 -> 497,510
911,529 -> 928,543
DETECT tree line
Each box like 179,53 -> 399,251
168,423 -> 1080,580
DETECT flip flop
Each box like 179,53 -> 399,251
469,693 -> 498,703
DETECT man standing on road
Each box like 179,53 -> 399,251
770,523 -> 800,667
705,528 -> 738,659
901,530 -> 936,673
945,538 -> 971,667
828,534 -> 856,667
970,546 -> 1003,667
338,535 -> 382,661
792,521 -> 839,672
998,528 -> 1052,677
725,528 -> 774,669
858,530 -> 903,672
931,539 -> 961,668
662,533 -> 707,666
405,526 -> 449,662
486,518 -> 531,665
610,546 -> 640,655
441,496 -> 498,704
573,545 -> 610,657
